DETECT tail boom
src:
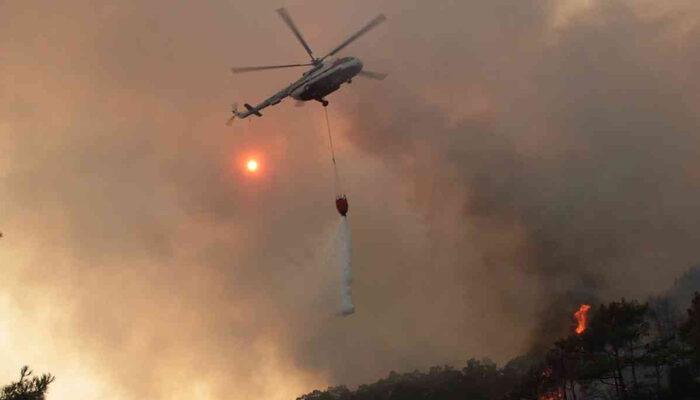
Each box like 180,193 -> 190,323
244,103 -> 263,117
233,103 -> 262,119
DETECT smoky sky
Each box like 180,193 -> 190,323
2,0 -> 700,399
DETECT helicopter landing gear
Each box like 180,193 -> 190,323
316,98 -> 329,107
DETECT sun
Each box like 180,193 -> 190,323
246,159 -> 259,172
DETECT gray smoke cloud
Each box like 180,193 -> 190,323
343,0 -> 700,349
2,0 -> 700,399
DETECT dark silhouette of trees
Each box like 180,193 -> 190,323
0,366 -> 54,400
672,291 -> 700,398
680,292 -> 700,361
581,299 -> 649,398
297,359 -> 515,400
536,298 -> 695,399
296,294 -> 700,400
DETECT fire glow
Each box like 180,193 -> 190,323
574,304 -> 591,335
539,390 -> 564,400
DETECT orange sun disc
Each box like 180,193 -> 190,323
246,159 -> 259,172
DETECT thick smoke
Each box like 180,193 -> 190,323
2,1 -> 700,399
342,0 -> 700,349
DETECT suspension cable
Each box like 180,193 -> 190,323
324,106 -> 342,195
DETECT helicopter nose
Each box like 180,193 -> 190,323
350,57 -> 363,74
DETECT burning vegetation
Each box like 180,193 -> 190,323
538,390 -> 564,400
574,304 -> 591,335
296,293 -> 700,400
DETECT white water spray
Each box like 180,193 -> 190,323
336,217 -> 355,316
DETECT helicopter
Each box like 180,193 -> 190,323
227,7 -> 387,123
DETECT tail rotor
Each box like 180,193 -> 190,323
226,103 -> 239,126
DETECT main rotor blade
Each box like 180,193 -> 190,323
231,63 -> 313,73
276,7 -> 315,61
358,70 -> 388,80
321,14 -> 386,60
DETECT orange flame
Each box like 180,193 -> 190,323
539,390 -> 565,400
574,304 -> 591,335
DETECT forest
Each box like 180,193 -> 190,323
297,270 -> 700,400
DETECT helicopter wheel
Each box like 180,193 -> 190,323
322,100 -> 329,107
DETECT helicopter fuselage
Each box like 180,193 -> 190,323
228,8 -> 386,120
290,57 -> 363,102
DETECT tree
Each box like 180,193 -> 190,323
680,292 -> 700,362
0,366 -> 55,400
671,291 -> 700,398
582,299 -> 649,399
